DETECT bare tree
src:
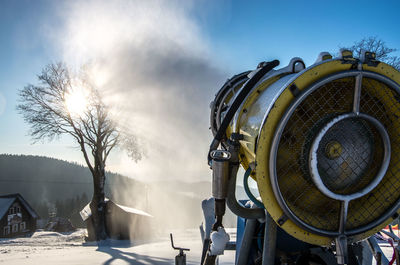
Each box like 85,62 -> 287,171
18,62 -> 142,241
341,36 -> 400,70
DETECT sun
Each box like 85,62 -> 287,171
64,87 -> 88,117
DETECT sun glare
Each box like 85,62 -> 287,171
65,88 -> 88,117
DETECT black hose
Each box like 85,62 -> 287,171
210,71 -> 251,136
243,168 -> 265,209
208,60 -> 279,163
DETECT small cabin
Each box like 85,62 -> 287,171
80,198 -> 152,241
0,194 -> 39,238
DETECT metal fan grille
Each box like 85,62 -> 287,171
347,77 -> 400,230
276,77 -> 354,231
274,75 -> 400,233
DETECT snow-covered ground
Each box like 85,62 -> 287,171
0,229 -> 396,265
0,229 -> 235,265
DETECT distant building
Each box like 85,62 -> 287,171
0,194 -> 39,238
80,198 -> 152,241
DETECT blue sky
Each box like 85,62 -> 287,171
1,0 -> 400,181
197,0 -> 400,69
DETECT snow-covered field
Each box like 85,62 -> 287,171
0,229 -> 396,265
0,229 -> 235,265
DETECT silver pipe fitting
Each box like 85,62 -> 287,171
210,150 -> 231,200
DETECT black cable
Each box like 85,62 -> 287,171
210,71 -> 251,137
208,59 -> 279,163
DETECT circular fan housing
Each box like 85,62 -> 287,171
221,55 -> 400,245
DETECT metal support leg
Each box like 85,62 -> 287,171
237,218 -> 257,265
262,212 -> 277,265
350,241 -> 372,265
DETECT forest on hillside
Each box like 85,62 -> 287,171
0,154 -> 146,226
0,154 -> 232,229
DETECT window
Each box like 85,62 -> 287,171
17,207 -> 21,213
9,207 -> 14,215
12,224 -> 18,233
20,222 -> 26,231
3,226 -> 10,236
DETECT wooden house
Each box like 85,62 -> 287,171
0,194 -> 39,238
80,198 -> 152,241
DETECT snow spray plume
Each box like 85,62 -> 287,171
52,0 -> 226,233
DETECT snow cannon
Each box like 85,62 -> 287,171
204,50 -> 400,265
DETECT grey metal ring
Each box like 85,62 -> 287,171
309,113 -> 391,202
210,150 -> 231,161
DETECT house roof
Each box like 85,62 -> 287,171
0,193 -> 39,219
0,198 -> 15,219
80,198 -> 152,221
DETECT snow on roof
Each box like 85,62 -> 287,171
80,203 -> 92,221
0,197 -> 15,219
0,194 -> 39,219
115,203 -> 152,217
80,198 -> 152,221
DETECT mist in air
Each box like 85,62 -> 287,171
45,0 -> 232,230
54,0 -> 226,183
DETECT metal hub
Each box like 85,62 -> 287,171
315,117 -> 374,192
309,113 -> 390,202
325,140 -> 342,159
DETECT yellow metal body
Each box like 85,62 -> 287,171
225,58 -> 400,246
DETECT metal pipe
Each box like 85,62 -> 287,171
381,229 -> 400,242
226,163 -> 265,219
366,236 -> 389,265
262,212 -> 277,265
202,253 -> 217,265
377,252 -> 382,265
237,218 -> 258,265
225,141 -> 265,220
211,150 -> 231,200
